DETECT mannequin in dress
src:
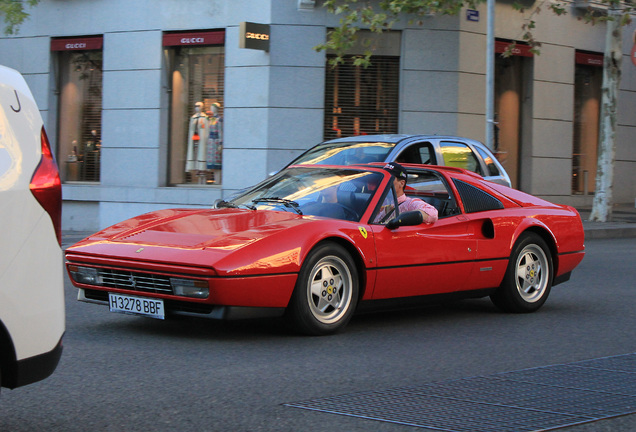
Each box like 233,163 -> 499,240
185,102 -> 209,182
207,102 -> 223,184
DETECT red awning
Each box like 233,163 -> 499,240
51,36 -> 103,51
162,30 -> 225,47
495,41 -> 533,57
576,51 -> 603,67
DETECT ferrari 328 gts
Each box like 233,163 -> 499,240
66,163 -> 585,335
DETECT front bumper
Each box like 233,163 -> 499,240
3,335 -> 63,389
78,288 -> 286,320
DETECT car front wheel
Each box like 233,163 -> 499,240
491,233 -> 553,313
286,242 -> 358,335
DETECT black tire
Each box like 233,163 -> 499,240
491,233 -> 553,313
286,242 -> 359,335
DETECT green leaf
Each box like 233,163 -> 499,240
0,0 -> 40,35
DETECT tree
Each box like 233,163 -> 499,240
316,0 -> 480,67
318,0 -> 634,222
0,0 -> 39,35
588,3 -> 631,222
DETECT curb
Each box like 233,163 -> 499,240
584,225 -> 636,240
578,206 -> 636,240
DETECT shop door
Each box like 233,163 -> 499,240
494,41 -> 533,190
572,52 -> 603,195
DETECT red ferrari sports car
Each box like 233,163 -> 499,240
66,163 -> 585,335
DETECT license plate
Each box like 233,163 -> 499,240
108,293 -> 165,320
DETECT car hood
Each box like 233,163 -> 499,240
66,208 -> 325,275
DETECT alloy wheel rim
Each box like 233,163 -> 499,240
307,256 -> 352,324
515,244 -> 549,303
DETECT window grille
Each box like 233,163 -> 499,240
324,55 -> 399,140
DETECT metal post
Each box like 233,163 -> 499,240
485,0 -> 495,150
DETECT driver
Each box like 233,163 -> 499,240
383,162 -> 438,224
318,185 -> 339,203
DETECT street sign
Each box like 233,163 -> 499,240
466,9 -> 479,22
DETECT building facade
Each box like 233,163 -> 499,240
1,0 -> 634,232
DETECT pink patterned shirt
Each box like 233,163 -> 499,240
397,194 -> 438,224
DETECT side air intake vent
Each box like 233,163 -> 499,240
453,179 -> 504,213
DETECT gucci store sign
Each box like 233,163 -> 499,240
239,22 -> 270,52
51,36 -> 103,51
163,31 -> 225,47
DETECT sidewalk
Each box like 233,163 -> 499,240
61,204 -> 636,249
577,203 -> 636,240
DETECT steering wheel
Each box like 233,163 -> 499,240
301,202 -> 360,221
333,203 -> 360,221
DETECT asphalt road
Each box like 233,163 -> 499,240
1,238 -> 635,431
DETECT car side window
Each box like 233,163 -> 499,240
453,179 -> 504,213
440,142 -> 483,175
418,145 -> 435,165
405,170 -> 460,218
371,187 -> 398,225
474,145 -> 501,177
396,142 -> 435,165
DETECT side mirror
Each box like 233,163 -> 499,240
386,211 -> 424,229
213,199 -> 238,209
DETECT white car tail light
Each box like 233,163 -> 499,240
29,128 -> 62,245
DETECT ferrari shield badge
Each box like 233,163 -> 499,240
358,226 -> 368,239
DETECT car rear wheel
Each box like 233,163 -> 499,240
286,242 -> 358,335
491,233 -> 553,313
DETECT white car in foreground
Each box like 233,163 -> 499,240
0,65 -> 65,390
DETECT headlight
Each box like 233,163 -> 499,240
170,278 -> 209,299
68,265 -> 100,285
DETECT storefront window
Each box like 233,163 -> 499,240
494,40 -> 533,190
324,55 -> 399,140
53,37 -> 103,183
572,51 -> 603,195
323,30 -> 400,140
164,31 -> 225,186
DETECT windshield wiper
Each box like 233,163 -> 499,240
252,197 -> 303,215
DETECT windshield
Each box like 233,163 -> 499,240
291,142 -> 395,166
232,167 -> 384,222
